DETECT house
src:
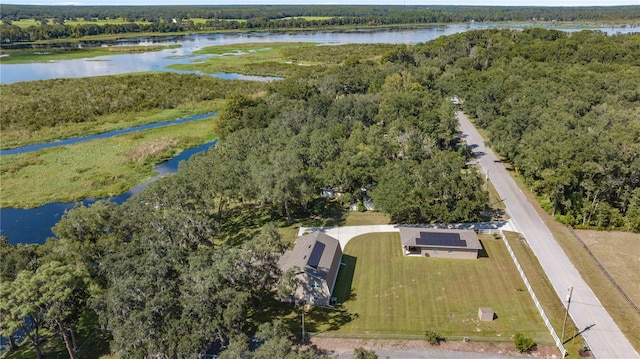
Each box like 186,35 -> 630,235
278,232 -> 343,306
399,227 -> 482,259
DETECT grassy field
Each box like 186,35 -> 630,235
323,233 -> 554,343
574,229 -> 640,306
0,44 -> 180,64
191,18 -> 247,24
0,116 -> 217,208
279,16 -> 336,21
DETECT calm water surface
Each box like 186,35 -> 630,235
2,24 -> 635,84
0,141 -> 217,244
0,25 -> 636,244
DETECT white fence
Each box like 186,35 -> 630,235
499,230 -> 567,357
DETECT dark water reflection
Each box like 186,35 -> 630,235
3,24 -> 635,84
1,112 -> 217,155
0,141 -> 217,244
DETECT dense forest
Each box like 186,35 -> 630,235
1,40 -> 487,357
1,27 -> 639,358
417,29 -> 640,231
2,4 -> 640,44
1,73 -> 260,132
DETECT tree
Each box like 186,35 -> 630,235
624,188 -> 640,232
0,261 -> 90,359
424,329 -> 445,345
251,148 -> 310,225
514,332 -> 535,353
0,272 -> 46,358
372,152 -> 487,223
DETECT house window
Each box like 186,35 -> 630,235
432,248 -> 438,253
312,280 -> 321,289
448,249 -> 454,254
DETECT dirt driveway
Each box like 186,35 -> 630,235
308,337 -> 561,358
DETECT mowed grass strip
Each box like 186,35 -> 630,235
327,233 -> 553,342
0,117 -> 217,209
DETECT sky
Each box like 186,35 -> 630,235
2,0 -> 639,7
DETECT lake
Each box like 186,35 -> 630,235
1,24 -> 635,84
0,24 -> 636,244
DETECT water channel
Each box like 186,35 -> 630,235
1,24 -> 636,244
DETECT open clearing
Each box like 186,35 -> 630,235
574,229 -> 640,306
324,233 -> 554,343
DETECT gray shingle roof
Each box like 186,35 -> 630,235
278,231 -> 341,282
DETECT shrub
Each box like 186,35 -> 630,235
353,346 -> 378,359
424,329 -> 445,345
514,332 -> 536,353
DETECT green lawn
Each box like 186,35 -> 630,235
322,233 -> 555,343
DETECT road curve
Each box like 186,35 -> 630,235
456,111 -> 638,359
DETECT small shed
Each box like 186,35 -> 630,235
478,307 -> 494,321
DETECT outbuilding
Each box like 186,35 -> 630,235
478,307 -> 495,321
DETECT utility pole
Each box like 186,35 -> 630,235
561,287 -> 573,343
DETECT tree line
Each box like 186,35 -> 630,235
0,73 -> 265,133
418,28 -> 640,231
2,26 -> 638,359
2,5 -> 640,44
1,41 -> 489,358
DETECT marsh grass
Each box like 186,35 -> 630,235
169,42 -> 320,77
0,44 -> 180,64
0,118 -> 216,208
1,99 -> 223,149
169,43 -> 397,77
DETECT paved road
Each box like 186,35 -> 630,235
456,111 -> 639,359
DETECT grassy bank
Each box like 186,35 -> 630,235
0,116 -> 217,209
1,99 -> 223,149
0,44 -> 180,64
169,42 -> 318,77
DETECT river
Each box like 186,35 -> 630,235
0,141 -> 217,244
0,24 -> 636,244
